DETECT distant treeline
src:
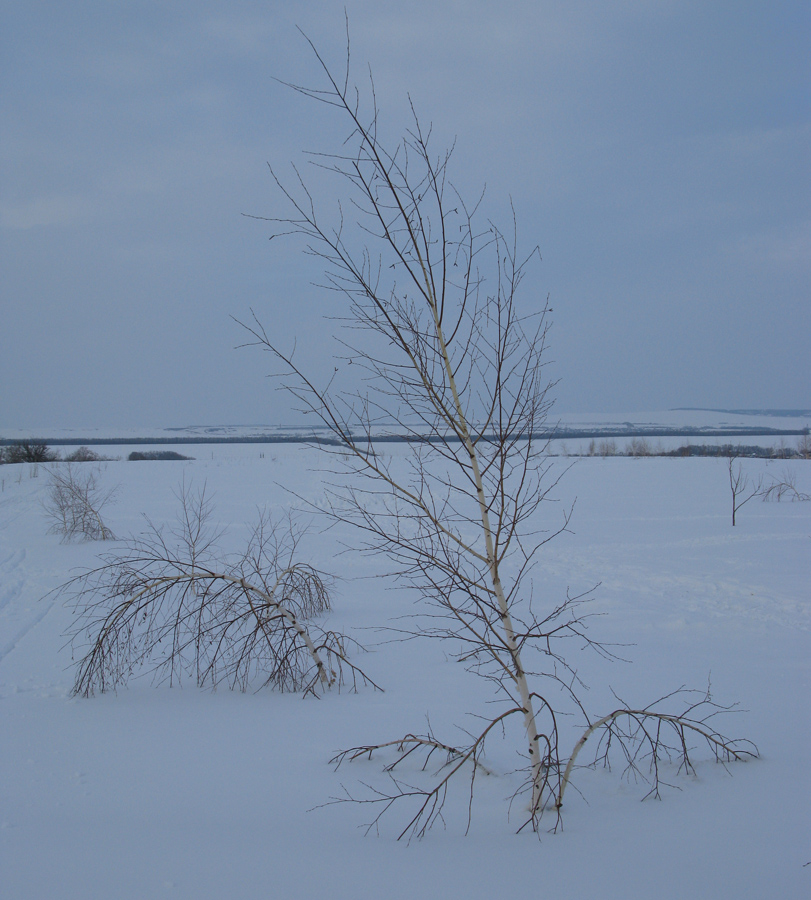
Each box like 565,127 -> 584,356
573,437 -> 810,459
0,443 -> 111,464
0,442 -> 193,464
1,438 -> 809,464
127,451 -> 194,461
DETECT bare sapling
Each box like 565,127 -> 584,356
55,483 -> 379,697
727,455 -> 764,525
241,28 -> 756,836
44,463 -> 117,541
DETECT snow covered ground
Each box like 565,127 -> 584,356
1,445 -> 808,899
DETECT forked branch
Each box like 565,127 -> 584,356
330,708 -> 523,841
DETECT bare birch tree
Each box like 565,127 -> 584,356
57,483 -> 378,697
43,463 -> 117,542
240,29 -> 756,835
727,454 -> 763,526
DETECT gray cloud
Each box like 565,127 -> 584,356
1,0 -> 808,428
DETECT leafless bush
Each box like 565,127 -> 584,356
626,437 -> 652,457
797,434 -> 811,460
769,439 -> 793,460
598,438 -> 618,456
64,446 -> 106,462
43,463 -> 117,541
54,484 -> 379,697
1,440 -> 58,464
239,29 -> 756,837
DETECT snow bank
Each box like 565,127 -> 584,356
1,448 -> 808,898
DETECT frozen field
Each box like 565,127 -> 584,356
1,445 -> 808,899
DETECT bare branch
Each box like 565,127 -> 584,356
558,687 -> 758,811
759,466 -> 810,502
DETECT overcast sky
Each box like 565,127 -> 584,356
1,1 -> 808,429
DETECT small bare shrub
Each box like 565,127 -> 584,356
44,464 -> 117,541
598,438 -> 618,456
626,437 -> 652,457
64,446 -> 105,462
54,484 -> 378,697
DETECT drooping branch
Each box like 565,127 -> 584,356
330,708 -> 523,841
558,688 -> 758,811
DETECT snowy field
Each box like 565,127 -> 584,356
1,445 -> 808,899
